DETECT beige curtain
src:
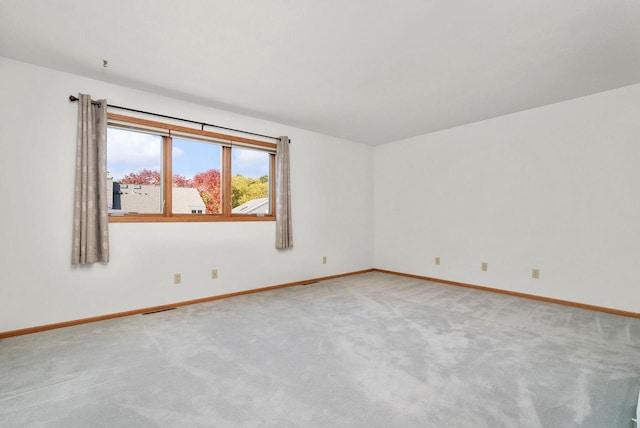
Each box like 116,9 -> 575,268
72,94 -> 110,264
275,136 -> 293,249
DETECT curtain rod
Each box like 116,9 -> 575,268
68,95 -> 283,141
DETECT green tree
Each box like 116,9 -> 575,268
231,175 -> 268,208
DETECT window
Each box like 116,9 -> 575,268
106,114 -> 276,222
172,137 -> 222,214
106,128 -> 163,214
231,147 -> 271,215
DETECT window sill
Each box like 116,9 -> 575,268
108,214 -> 276,223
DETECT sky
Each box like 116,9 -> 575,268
107,128 -> 269,180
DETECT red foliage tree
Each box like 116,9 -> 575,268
120,170 -> 195,187
118,169 -> 221,214
192,169 -> 221,214
172,174 -> 193,187
120,169 -> 160,185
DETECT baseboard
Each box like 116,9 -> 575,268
373,268 -> 640,319
0,269 -> 374,339
5,267 -> 635,339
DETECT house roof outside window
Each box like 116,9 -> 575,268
107,178 -> 206,214
231,197 -> 269,215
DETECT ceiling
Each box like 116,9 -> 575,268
1,1 -> 639,145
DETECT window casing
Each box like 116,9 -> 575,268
106,113 -> 276,222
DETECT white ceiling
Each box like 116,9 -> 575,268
1,1 -> 639,145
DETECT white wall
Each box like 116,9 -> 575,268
3,55 -> 638,333
374,83 -> 640,313
0,57 -> 374,332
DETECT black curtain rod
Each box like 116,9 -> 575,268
68,95 -> 282,141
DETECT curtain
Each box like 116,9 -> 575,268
275,136 -> 293,249
71,94 -> 110,264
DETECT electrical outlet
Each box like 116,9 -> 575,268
174,273 -> 181,284
322,256 -> 327,264
481,262 -> 488,272
211,269 -> 218,279
435,257 -> 440,265
532,268 -> 540,279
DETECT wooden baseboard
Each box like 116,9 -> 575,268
373,268 -> 640,319
4,267 -> 636,338
0,269 -> 374,339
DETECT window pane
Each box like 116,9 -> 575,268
231,147 -> 270,215
172,138 -> 222,214
107,128 -> 163,214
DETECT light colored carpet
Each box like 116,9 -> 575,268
1,272 -> 639,427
